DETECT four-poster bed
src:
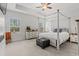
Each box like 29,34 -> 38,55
38,9 -> 71,50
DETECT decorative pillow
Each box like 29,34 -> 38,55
62,28 -> 69,32
59,28 -> 62,32
53,28 -> 62,32
53,29 -> 57,32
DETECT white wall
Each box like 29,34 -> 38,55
45,13 -> 70,32
5,10 -> 40,41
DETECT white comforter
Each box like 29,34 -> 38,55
39,32 -> 69,45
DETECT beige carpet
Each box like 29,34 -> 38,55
5,39 -> 78,56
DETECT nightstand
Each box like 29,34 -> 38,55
70,33 -> 78,43
25,31 -> 38,40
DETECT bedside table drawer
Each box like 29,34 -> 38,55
75,37 -> 78,42
70,35 -> 78,43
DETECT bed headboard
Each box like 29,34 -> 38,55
61,28 -> 69,32
53,28 -> 69,33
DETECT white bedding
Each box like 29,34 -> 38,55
39,32 -> 69,46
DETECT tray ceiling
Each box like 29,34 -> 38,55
7,3 -> 79,19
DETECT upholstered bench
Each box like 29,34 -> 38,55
36,38 -> 50,49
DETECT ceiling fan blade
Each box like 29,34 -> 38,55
47,3 -> 51,5
41,3 -> 46,5
47,7 -> 52,9
36,6 -> 41,8
41,3 -> 51,5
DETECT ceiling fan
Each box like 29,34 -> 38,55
36,3 -> 52,11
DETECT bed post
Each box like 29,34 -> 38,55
68,17 -> 71,34
38,16 -> 40,39
44,15 -> 46,32
57,9 -> 60,50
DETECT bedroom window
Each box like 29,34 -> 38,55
10,18 -> 20,32
45,21 -> 52,32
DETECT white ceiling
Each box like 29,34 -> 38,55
7,3 -> 79,19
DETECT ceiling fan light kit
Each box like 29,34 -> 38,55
36,3 -> 52,11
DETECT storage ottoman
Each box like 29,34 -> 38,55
36,38 -> 50,49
